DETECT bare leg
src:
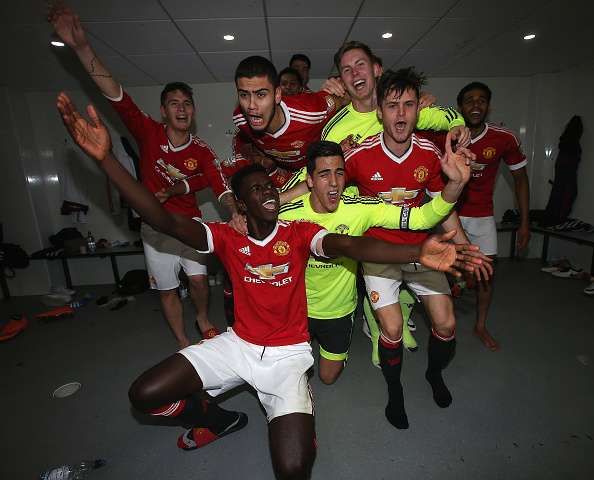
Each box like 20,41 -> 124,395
188,274 -> 215,335
318,357 -> 344,385
269,413 -> 315,480
474,260 -> 499,351
160,289 -> 190,348
129,353 -> 203,412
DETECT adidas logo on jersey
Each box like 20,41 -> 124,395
239,246 -> 251,256
160,144 -> 169,153
371,172 -> 384,181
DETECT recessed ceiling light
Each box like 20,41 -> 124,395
223,34 -> 235,41
50,40 -> 65,47
523,33 -> 536,40
382,32 -> 393,39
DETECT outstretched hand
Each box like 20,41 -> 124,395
420,230 -> 493,278
48,2 -> 88,50
57,92 -> 111,162
440,129 -> 474,185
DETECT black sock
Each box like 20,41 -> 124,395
181,395 -> 241,434
379,339 -> 408,429
425,334 -> 456,408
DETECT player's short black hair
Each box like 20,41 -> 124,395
306,141 -> 344,175
376,67 -> 426,105
231,164 -> 268,200
160,82 -> 194,106
457,82 -> 492,106
278,67 -> 303,86
289,53 -> 311,69
235,56 -> 279,87
334,41 -> 376,71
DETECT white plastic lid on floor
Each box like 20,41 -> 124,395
52,382 -> 81,398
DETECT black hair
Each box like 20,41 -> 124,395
457,82 -> 492,107
234,56 -> 279,87
334,41 -> 376,71
376,67 -> 426,105
289,53 -> 311,69
278,67 -> 303,86
306,141 -> 344,175
160,82 -> 194,106
231,164 -> 268,200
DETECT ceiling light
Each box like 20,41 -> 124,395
382,32 -> 393,39
223,34 -> 235,41
523,33 -> 536,40
50,40 -> 65,47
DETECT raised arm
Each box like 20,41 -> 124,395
56,92 -> 208,250
321,230 -> 490,278
49,4 -> 121,98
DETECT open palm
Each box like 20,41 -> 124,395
57,92 -> 111,162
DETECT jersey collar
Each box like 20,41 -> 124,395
470,124 -> 489,144
247,222 -> 280,246
267,101 -> 291,139
380,132 -> 414,164
164,126 -> 193,152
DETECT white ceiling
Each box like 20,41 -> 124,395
1,0 -> 593,91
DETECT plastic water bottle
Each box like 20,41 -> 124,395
86,232 -> 96,253
39,459 -> 106,479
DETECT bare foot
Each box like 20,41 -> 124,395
474,327 -> 500,351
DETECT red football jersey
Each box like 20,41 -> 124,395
108,90 -> 230,218
200,220 -> 327,346
459,123 -> 527,217
344,132 -> 445,245
232,91 -> 338,170
219,132 -> 293,189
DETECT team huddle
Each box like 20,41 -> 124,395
50,4 -> 529,480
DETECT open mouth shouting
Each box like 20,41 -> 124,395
262,198 -> 277,212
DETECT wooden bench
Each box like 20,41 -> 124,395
497,222 -> 594,275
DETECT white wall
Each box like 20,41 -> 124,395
3,66 -> 593,295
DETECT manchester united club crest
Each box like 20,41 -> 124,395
370,291 -> 380,303
184,158 -> 198,170
273,241 -> 290,256
413,165 -> 429,183
335,224 -> 350,235
482,147 -> 497,160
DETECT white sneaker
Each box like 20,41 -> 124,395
51,285 -> 76,296
584,283 -> 594,295
551,268 -> 583,278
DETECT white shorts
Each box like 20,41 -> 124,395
179,328 -> 314,422
141,223 -> 208,290
459,216 -> 498,256
363,262 -> 450,310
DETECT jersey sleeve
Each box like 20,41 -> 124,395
105,87 -> 156,141
195,220 -> 226,254
416,106 -> 465,131
279,166 -> 307,193
503,132 -> 528,171
191,141 -> 231,200
310,91 -> 339,122
354,193 -> 453,232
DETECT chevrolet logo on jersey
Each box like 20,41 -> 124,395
265,149 -> 300,159
470,161 -> 487,171
378,188 -> 420,204
245,262 -> 290,280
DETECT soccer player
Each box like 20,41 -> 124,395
290,53 -> 312,92
321,41 -> 468,148
50,5 -> 241,348
340,68 -> 475,429
279,67 -> 304,96
56,92 -> 485,480
232,56 -> 349,172
279,140 -> 490,385
456,82 -> 530,351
